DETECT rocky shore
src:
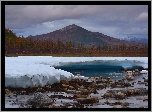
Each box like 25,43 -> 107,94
5,70 -> 148,108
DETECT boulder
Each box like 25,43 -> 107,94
36,88 -> 45,93
74,94 -> 88,98
60,79 -> 69,85
26,92 -> 53,108
76,97 -> 99,104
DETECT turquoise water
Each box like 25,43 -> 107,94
54,60 -> 144,80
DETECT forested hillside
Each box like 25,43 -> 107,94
5,28 -> 148,57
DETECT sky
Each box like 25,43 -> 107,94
5,5 -> 148,39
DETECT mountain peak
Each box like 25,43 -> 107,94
70,24 -> 78,26
60,24 -> 80,31
67,24 -> 80,28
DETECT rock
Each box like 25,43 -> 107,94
103,92 -> 111,98
76,97 -> 99,104
114,101 -> 122,105
115,85 -> 123,88
139,106 -> 144,108
45,85 -> 51,89
36,88 -> 45,93
68,86 -> 75,90
60,79 -> 69,85
113,106 -> 117,108
90,78 -> 96,82
126,76 -> 135,81
144,79 -> 148,82
121,106 -> 129,108
62,84 -> 69,88
21,91 -> 27,95
145,83 -> 148,86
76,74 -> 81,76
74,83 -> 80,89
26,92 -> 53,108
48,105 -> 54,108
122,102 -> 129,106
66,90 -> 77,94
90,96 -> 99,103
96,84 -> 105,89
79,85 -> 85,89
81,89 -> 90,95
5,89 -> 11,95
74,94 -> 88,98
48,105 -> 63,108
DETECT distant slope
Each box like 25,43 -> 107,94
119,36 -> 148,43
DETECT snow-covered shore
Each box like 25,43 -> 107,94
5,72 -> 148,108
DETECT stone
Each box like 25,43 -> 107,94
5,89 -> 11,95
26,92 -> 53,108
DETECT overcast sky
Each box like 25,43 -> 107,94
5,5 -> 148,39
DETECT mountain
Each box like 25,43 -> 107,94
119,36 -> 148,43
27,24 -> 146,47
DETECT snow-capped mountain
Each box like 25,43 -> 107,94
119,36 -> 148,43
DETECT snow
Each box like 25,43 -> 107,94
74,76 -> 89,80
140,70 -> 148,74
5,56 -> 148,88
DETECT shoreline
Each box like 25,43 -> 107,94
5,51 -> 148,57
5,71 -> 148,108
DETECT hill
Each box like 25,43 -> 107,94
27,24 -> 144,47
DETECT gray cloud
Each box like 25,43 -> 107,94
5,5 -> 101,29
135,12 -> 148,21
5,5 -> 147,28
5,5 -> 148,39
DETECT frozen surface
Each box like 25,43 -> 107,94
5,56 -> 148,88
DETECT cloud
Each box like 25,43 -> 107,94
119,27 -> 148,35
135,12 -> 148,21
131,27 -> 148,35
5,5 -> 102,29
13,19 -> 84,37
5,5 -> 147,29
